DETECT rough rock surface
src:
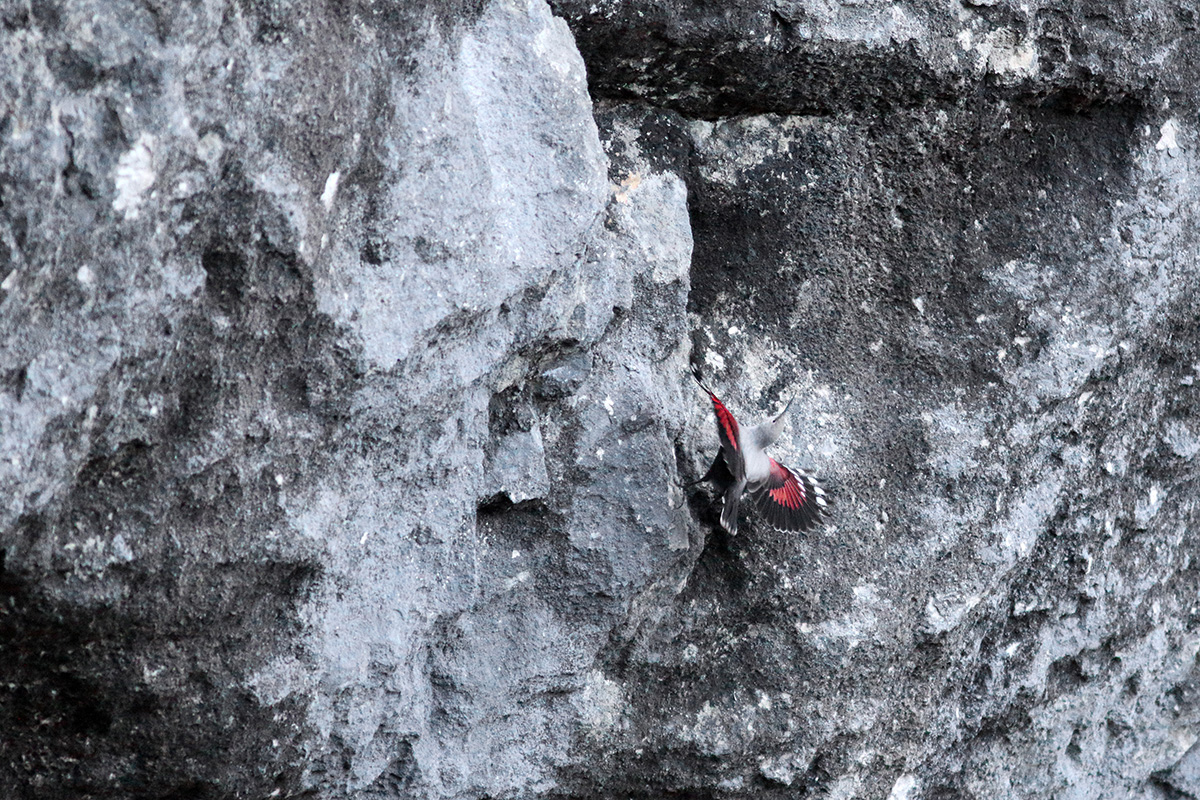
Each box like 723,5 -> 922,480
1,0 -> 1198,798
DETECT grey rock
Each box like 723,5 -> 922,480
2,0 -> 1200,798
1162,740 -> 1200,798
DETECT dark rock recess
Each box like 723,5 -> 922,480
2,0 -> 1199,798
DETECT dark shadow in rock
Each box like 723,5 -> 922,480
361,739 -> 421,799
476,494 -> 619,627
0,170 -> 358,797
0,552 -> 319,800
684,496 -> 751,598
200,248 -> 248,311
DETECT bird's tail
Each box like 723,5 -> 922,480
720,479 -> 745,535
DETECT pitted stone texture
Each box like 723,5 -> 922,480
551,0 -> 1200,117
0,0 -> 693,797
4,0 -> 1200,798
562,90 -> 1200,800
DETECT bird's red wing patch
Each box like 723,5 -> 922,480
748,458 -> 829,532
768,462 -> 807,509
709,394 -> 740,452
691,363 -> 743,476
691,363 -> 740,452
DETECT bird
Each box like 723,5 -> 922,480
690,363 -> 829,535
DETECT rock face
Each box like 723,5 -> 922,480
1,0 -> 1198,798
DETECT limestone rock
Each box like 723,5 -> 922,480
2,0 -> 1199,798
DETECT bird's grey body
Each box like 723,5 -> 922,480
743,411 -> 788,483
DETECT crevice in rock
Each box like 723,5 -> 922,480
554,1 -> 1160,121
200,248 -> 248,311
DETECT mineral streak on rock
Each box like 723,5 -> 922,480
2,0 -> 1199,798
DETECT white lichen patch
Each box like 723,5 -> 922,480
502,570 -> 530,591
196,131 -> 225,168
112,133 -> 157,219
758,751 -> 813,786
988,473 -> 1064,564
887,774 -> 917,800
247,654 -> 309,706
1134,483 -> 1166,529
688,700 -> 735,756
704,349 -> 726,371
984,29 -> 1037,78
691,115 -> 846,188
800,584 -> 889,649
110,533 -> 134,563
1157,119 -> 1180,152
925,403 -> 990,479
924,592 -> 982,635
574,670 -> 627,735
321,170 -> 341,211
1163,419 -> 1200,460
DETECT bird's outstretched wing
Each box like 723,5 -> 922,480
691,364 -> 743,476
695,450 -> 736,494
748,458 -> 829,532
